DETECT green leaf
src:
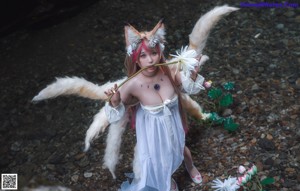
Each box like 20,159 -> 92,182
210,112 -> 224,124
261,177 -> 275,185
219,94 -> 233,107
223,82 -> 235,90
208,88 -> 222,100
224,117 -> 239,132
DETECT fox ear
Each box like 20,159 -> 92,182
124,25 -> 141,47
155,23 -> 166,42
147,19 -> 166,42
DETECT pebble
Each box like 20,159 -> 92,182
222,108 -> 232,117
258,138 -> 276,151
276,23 -> 284,29
295,78 -> 300,88
84,172 -> 93,178
71,175 -> 79,182
266,134 -> 273,140
251,84 -> 260,91
295,15 -> 300,23
10,141 -> 22,152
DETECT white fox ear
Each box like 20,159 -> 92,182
124,25 -> 141,47
154,24 -> 166,42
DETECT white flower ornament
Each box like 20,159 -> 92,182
170,46 -> 199,77
212,177 -> 240,191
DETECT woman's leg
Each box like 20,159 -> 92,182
184,146 -> 202,184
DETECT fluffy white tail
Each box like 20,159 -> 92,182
189,5 -> 239,54
84,107 -> 109,152
182,93 -> 210,120
32,76 -> 126,101
103,113 -> 129,179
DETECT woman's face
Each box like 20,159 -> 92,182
137,42 -> 160,77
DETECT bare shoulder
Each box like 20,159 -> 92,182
119,74 -> 140,97
167,64 -> 179,82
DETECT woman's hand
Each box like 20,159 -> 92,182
104,84 -> 121,107
191,55 -> 202,81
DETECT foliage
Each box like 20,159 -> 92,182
202,82 -> 239,132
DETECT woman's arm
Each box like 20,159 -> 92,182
173,55 -> 208,95
104,83 -> 132,123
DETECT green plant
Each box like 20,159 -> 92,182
204,82 -> 239,132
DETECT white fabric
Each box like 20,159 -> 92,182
180,71 -> 205,95
105,102 -> 126,123
120,95 -> 185,191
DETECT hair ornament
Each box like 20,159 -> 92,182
124,19 -> 166,56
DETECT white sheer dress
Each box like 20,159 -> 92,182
120,95 -> 185,191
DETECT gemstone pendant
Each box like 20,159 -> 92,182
154,84 -> 160,91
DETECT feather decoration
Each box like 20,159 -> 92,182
189,5 -> 239,55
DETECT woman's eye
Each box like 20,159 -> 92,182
140,54 -> 146,58
152,52 -> 157,55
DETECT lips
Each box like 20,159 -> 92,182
147,66 -> 157,72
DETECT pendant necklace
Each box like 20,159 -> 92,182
154,83 -> 160,91
154,77 -> 163,91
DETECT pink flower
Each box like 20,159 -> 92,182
204,80 -> 212,88
238,165 -> 246,174
247,165 -> 257,176
237,175 -> 247,185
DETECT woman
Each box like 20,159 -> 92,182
105,20 -> 204,191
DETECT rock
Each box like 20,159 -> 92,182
264,157 -> 274,166
251,84 -> 260,91
284,10 -> 295,17
295,15 -> 300,23
276,23 -> 284,29
71,175 -> 79,182
295,78 -> 300,88
258,138 -> 276,151
222,108 -> 232,117
10,141 -> 22,152
77,156 -> 90,167
257,67 -> 264,72
48,152 -> 65,164
266,134 -> 273,140
84,172 -> 93,178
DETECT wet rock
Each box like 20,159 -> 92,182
48,152 -> 65,164
77,156 -> 90,167
264,157 -> 274,166
276,23 -> 284,30
295,78 -> 300,88
84,172 -> 93,178
222,108 -> 232,117
10,141 -> 22,152
258,138 -> 276,151
71,175 -> 79,182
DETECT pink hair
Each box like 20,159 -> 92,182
132,40 -> 161,63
